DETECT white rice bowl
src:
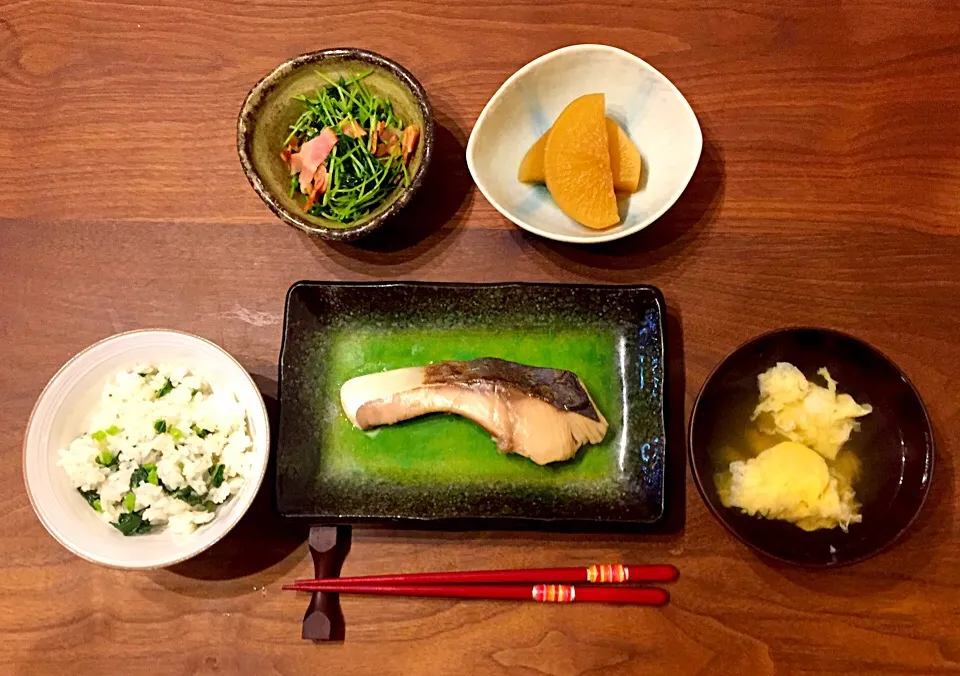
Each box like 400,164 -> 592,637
23,330 -> 270,569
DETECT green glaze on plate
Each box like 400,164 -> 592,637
322,325 -> 619,486
277,282 -> 667,528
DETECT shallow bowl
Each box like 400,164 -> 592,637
467,44 -> 702,244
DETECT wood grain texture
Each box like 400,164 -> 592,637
1,0 -> 959,673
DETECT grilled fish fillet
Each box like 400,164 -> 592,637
340,358 -> 608,465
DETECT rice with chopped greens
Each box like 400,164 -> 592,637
57,365 -> 254,535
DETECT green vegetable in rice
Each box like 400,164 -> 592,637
208,463 -> 225,488
78,488 -> 102,513
191,424 -> 212,438
96,449 -> 118,469
129,466 -> 150,489
91,425 -> 121,442
170,486 -> 203,506
155,378 -> 174,399
153,419 -> 167,434
130,463 -> 158,489
113,510 -> 153,536
91,426 -> 120,469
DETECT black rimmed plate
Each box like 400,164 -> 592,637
276,281 -> 668,529
689,328 -> 934,567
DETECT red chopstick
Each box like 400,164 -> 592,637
293,563 -> 677,588
283,582 -> 669,605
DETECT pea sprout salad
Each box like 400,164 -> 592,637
281,71 -> 421,225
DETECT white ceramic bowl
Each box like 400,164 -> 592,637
467,44 -> 703,244
23,330 -> 270,569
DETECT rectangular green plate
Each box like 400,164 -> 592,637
277,281 -> 667,528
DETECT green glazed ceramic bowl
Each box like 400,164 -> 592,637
237,48 -> 434,241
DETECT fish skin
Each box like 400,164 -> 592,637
423,358 -> 600,421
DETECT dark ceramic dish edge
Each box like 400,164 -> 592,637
688,326 -> 935,568
236,48 -> 435,241
276,280 -> 669,531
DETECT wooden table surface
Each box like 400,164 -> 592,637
2,0 -> 959,673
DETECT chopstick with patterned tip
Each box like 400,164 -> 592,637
282,583 -> 670,605
291,563 -> 678,588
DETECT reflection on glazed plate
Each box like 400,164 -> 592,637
467,44 -> 703,244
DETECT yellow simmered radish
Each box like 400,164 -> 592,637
543,94 -> 619,229
519,117 -> 642,193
